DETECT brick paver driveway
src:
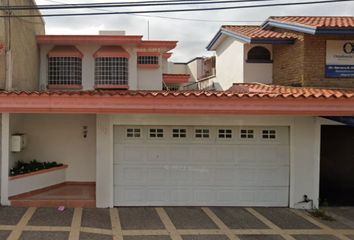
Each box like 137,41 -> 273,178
0,207 -> 353,240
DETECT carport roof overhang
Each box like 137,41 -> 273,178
0,91 -> 353,116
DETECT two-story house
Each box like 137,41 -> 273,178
207,16 -> 354,90
0,16 -> 353,210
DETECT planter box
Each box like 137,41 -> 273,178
9,165 -> 68,197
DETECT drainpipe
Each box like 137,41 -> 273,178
4,0 -> 12,90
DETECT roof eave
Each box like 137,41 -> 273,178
262,20 -> 317,35
207,28 -> 294,50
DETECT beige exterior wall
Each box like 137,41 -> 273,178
0,0 -> 45,90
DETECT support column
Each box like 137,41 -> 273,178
289,117 -> 319,209
1,113 -> 10,205
96,114 -> 114,208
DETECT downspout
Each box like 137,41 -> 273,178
4,0 -> 12,90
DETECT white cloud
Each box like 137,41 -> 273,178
35,0 -> 354,62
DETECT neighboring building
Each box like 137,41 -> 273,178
0,15 -> 353,210
169,56 -> 216,90
0,0 -> 45,90
207,16 -> 354,90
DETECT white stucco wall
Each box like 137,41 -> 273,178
8,167 -> 66,197
169,63 -> 187,74
96,114 -> 325,209
137,58 -> 163,90
215,38 -> 244,90
244,44 -> 273,84
11,114 -> 96,182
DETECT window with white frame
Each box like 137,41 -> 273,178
240,129 -> 254,139
262,129 -> 276,139
195,129 -> 209,138
126,128 -> 141,138
218,129 -> 232,139
172,128 -> 186,138
95,57 -> 128,86
149,128 -> 164,138
137,56 -> 159,65
48,57 -> 82,85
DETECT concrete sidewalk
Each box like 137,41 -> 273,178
0,207 -> 353,240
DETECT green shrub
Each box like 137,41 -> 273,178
9,160 -> 64,176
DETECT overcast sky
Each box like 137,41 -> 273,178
35,0 -> 354,62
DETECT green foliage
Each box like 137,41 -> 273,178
9,160 -> 64,177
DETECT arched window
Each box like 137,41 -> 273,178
247,46 -> 272,63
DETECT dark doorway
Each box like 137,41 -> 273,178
320,125 -> 354,206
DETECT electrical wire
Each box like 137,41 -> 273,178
41,0 -> 264,23
2,0 -> 285,10
0,0 -> 352,17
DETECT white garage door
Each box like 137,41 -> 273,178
114,126 -> 290,206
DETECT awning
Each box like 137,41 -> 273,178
322,116 -> 354,126
47,46 -> 83,58
93,46 -> 130,58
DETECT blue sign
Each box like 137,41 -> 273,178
325,65 -> 354,78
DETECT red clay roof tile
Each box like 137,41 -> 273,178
222,25 -> 297,40
268,16 -> 354,29
0,84 -> 353,99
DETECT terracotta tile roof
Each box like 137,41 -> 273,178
0,84 -> 352,99
228,83 -> 354,99
222,25 -> 296,40
268,16 -> 354,29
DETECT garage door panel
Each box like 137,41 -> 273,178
114,165 -> 147,185
236,145 -> 289,166
114,145 -> 147,164
215,146 -> 237,164
167,146 -> 191,163
114,126 -> 290,206
190,146 -> 217,163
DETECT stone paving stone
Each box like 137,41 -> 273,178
292,235 -> 340,240
210,207 -> 269,229
79,232 -> 113,240
0,230 -> 11,240
28,208 -> 74,226
81,208 -> 112,229
0,207 -> 27,225
182,234 -> 229,240
322,208 -> 354,229
123,236 -> 172,240
255,208 -> 319,229
164,207 -> 218,230
119,208 -> 165,230
238,235 -> 285,240
19,231 -> 69,240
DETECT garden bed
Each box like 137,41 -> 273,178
8,165 -> 68,197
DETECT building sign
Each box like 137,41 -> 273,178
326,40 -> 354,78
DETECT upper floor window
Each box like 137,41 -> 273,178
47,46 -> 83,88
95,57 -> 128,87
247,46 -> 272,63
94,46 -> 130,89
138,56 -> 159,65
137,52 -> 160,69
48,57 -> 82,86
